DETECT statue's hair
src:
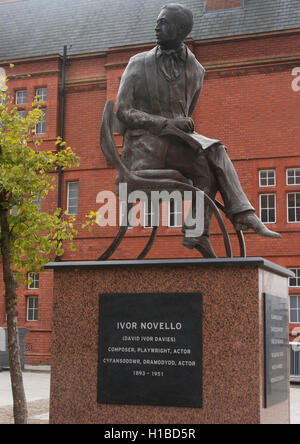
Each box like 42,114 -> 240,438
161,3 -> 194,37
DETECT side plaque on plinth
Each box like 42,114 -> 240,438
264,293 -> 289,408
98,292 -> 202,408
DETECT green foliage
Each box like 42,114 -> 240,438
0,85 -> 80,282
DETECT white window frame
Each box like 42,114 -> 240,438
290,342 -> 300,378
119,201 -> 133,229
35,108 -> 46,134
259,194 -> 276,224
35,87 -> 47,102
289,269 -> 300,288
26,296 -> 38,322
286,168 -> 300,186
287,192 -> 300,223
28,272 -> 39,290
144,201 -> 155,229
259,170 -> 276,187
15,90 -> 26,105
290,295 -> 300,324
67,182 -> 79,215
168,199 -> 183,228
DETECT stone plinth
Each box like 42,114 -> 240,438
46,258 -> 292,424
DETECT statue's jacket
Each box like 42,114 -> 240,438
116,45 -> 219,171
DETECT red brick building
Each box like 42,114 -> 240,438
1,0 -> 300,372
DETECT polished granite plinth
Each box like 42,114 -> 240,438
46,258 -> 292,424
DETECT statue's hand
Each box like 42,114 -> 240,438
165,117 -> 194,133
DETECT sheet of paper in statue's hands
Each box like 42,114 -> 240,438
190,132 -> 220,150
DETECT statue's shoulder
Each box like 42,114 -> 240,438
186,47 -> 205,75
128,48 -> 155,65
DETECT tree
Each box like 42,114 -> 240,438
0,76 -> 80,423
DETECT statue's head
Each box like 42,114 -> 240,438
155,3 -> 194,49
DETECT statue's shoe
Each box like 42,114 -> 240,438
233,211 -> 281,238
182,236 -> 217,258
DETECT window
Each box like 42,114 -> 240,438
35,109 -> 46,134
35,88 -> 47,102
290,343 -> 300,378
290,296 -> 300,323
28,272 -> 39,290
31,194 -> 42,212
18,110 -> 26,119
259,194 -> 276,223
259,170 -> 276,187
15,90 -> 26,105
168,199 -> 182,228
287,193 -> 300,223
287,168 -> 300,186
67,182 -> 79,215
27,296 -> 38,321
144,201 -> 155,228
289,269 -> 300,288
119,201 -> 133,229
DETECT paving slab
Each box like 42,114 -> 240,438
291,386 -> 300,425
0,370 -> 299,424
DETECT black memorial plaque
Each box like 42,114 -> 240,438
264,293 -> 289,408
98,292 -> 202,408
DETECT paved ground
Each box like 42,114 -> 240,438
0,370 -> 50,424
0,370 -> 299,424
291,385 -> 300,425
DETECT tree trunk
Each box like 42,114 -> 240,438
0,205 -> 28,424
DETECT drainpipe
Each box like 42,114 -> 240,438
55,45 -> 67,262
57,45 -> 67,210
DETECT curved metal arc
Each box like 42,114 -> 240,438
137,226 -> 159,260
99,100 -> 234,260
97,225 -> 128,261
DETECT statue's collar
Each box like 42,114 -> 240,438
156,44 -> 187,62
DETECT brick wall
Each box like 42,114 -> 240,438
1,28 -> 300,363
205,0 -> 241,11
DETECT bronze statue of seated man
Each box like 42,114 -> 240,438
115,2 -> 280,258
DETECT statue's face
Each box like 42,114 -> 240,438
155,8 -> 183,49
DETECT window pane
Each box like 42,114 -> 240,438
27,297 -> 38,321
289,269 -> 300,287
28,277 -> 38,289
289,208 -> 295,222
261,209 -> 268,223
35,109 -> 46,134
288,194 -> 295,206
36,88 -> 47,102
269,209 -> 275,223
261,195 -> 268,207
259,170 -> 275,187
287,169 -> 300,185
67,182 -> 78,215
16,90 -> 26,104
291,296 -> 298,309
291,310 -> 298,323
260,194 -> 276,223
18,110 -> 26,119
